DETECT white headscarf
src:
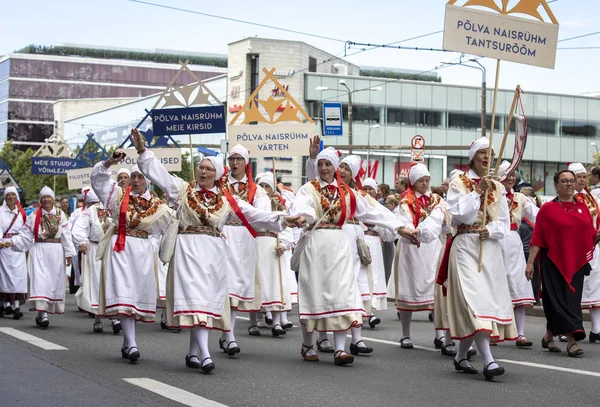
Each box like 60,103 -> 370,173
340,155 -> 362,178
450,169 -> 464,181
254,172 -> 267,183
362,178 -> 378,191
117,168 -> 131,177
230,144 -> 250,164
496,160 -> 512,181
468,137 -> 490,161
409,163 -> 431,186
203,157 -> 225,180
257,172 -> 275,191
568,162 -> 587,175
2,187 -> 19,209
39,186 -> 55,200
316,147 -> 341,170
85,189 -> 100,204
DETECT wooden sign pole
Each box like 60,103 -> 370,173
272,158 -> 286,309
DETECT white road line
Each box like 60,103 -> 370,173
497,359 -> 600,378
349,334 -> 438,352
123,378 -> 228,407
0,327 -> 68,350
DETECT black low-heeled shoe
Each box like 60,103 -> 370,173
316,339 -> 334,353
121,346 -> 129,359
589,331 -> 600,343
225,341 -> 240,356
483,361 -> 505,381
201,357 -> 215,373
441,342 -> 457,357
434,337 -> 444,349
281,322 -> 293,329
40,317 -> 49,328
185,355 -> 201,369
368,316 -> 381,329
271,324 -> 287,337
453,358 -> 478,374
350,340 -> 373,355
35,316 -> 42,326
541,337 -> 561,353
128,346 -> 140,363
399,337 -> 413,349
248,325 -> 261,336
12,308 -> 23,320
4,306 -> 13,315
567,343 -> 584,358
467,348 -> 477,359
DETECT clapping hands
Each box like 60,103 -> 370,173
398,227 -> 421,247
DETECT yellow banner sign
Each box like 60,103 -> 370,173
443,4 -> 559,69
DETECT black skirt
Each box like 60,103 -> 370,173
540,249 -> 589,341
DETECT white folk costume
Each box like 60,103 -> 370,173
0,187 -> 27,315
10,187 -> 76,317
293,157 -> 403,333
568,163 -> 600,339
72,190 -> 111,315
68,187 -> 91,290
446,168 -> 516,341
222,145 -> 270,312
91,162 -> 175,323
497,161 -> 538,309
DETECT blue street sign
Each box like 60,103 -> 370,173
151,106 -> 226,137
32,157 -> 79,175
323,102 -> 343,136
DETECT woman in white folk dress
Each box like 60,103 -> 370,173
91,152 -> 177,364
393,164 -> 448,350
2,186 -> 75,328
72,189 -> 122,334
497,160 -> 538,348
445,137 -> 517,381
0,187 -> 27,320
361,178 -> 396,325
133,129 -> 303,372
255,172 -> 294,337
292,147 -> 404,366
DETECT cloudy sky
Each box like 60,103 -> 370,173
1,0 -> 599,95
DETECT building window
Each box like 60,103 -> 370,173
387,108 -> 442,127
308,57 -> 317,73
561,121 -> 596,137
0,60 -> 9,82
342,104 -> 380,124
449,113 -> 500,131
249,54 -> 260,95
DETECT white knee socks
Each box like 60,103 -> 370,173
191,326 -> 210,360
189,329 -> 199,356
333,331 -> 346,352
399,310 -> 412,338
590,308 -> 600,334
474,331 -> 497,369
249,312 -> 258,326
120,316 -> 136,349
514,306 -> 526,337
13,300 -> 19,309
455,337 -> 474,364
272,311 -> 281,327
435,329 -> 445,340
281,311 -> 289,324
350,326 -> 363,345
224,308 -> 237,342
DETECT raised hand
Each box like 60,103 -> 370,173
104,148 -> 127,167
130,128 -> 146,154
309,135 -> 321,159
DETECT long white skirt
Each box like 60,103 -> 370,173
447,233 -> 517,341
166,234 -> 229,330
394,236 -> 442,312
500,231 -> 535,307
0,244 -> 27,294
342,223 -> 370,302
256,235 -> 291,312
98,235 -> 157,322
156,260 -> 168,309
26,242 -> 66,314
582,246 -> 600,309
283,249 -> 298,304
298,229 -> 364,332
364,234 -> 387,311
75,242 -> 101,314
223,224 -> 259,310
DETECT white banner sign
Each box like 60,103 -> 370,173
227,123 -> 313,157
443,4 -> 559,69
66,148 -> 182,190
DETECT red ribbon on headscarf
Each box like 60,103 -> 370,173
33,208 -> 42,242
335,172 -> 356,227
246,162 -> 257,205
275,192 -> 286,209
406,185 -> 421,228
82,189 -> 89,210
113,186 -> 131,252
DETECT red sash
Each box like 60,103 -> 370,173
113,186 -> 131,252
223,189 -> 258,238
435,236 -> 454,296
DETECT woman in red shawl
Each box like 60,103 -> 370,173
526,170 -> 598,357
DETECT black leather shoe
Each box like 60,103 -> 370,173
467,348 -> 477,359
224,341 -> 240,356
428,312 -> 434,322
248,325 -> 261,336
111,320 -> 122,334
121,346 -> 129,359
454,358 -> 478,374
160,321 -> 168,330
5,306 -> 13,315
265,316 -> 273,326
400,337 -> 414,349
441,342 -> 457,357
567,343 -> 584,358
316,339 -> 334,353
35,316 -> 42,326
185,355 -> 201,369
40,317 -> 49,328
271,324 -> 287,337
201,357 -> 215,373
12,308 -> 23,320
128,346 -> 140,363
589,331 -> 600,343
434,337 -> 444,349
350,340 -> 373,355
541,337 -> 561,353
483,362 -> 505,381
368,316 -> 381,329
281,322 -> 293,329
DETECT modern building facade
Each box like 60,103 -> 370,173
61,38 -> 600,194
0,47 -> 227,145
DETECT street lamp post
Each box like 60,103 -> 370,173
367,124 -> 380,169
316,81 -> 381,154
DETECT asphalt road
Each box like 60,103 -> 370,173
1,296 -> 599,407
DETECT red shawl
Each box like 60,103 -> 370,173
530,199 -> 595,292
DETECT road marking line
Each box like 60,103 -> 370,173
0,327 -> 68,350
348,334 -> 438,352
123,378 -> 228,407
497,359 -> 600,378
